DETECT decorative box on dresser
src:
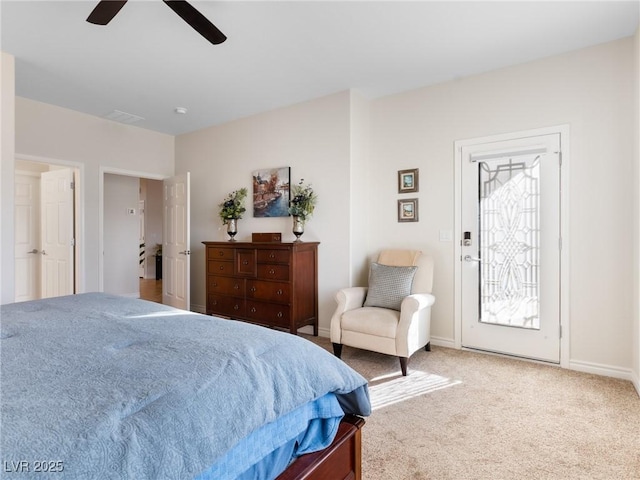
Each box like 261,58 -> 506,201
203,241 -> 319,335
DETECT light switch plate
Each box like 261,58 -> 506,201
439,229 -> 453,242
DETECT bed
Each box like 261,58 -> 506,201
1,293 -> 370,479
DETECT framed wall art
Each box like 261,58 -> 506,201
398,198 -> 419,222
398,168 -> 419,193
252,166 -> 291,217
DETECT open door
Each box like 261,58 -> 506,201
14,173 -> 40,302
40,168 -> 74,298
163,173 -> 190,310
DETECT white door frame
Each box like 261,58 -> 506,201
15,154 -> 85,296
98,167 -> 166,292
454,125 -> 571,368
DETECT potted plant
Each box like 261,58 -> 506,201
288,180 -> 317,242
218,188 -> 248,241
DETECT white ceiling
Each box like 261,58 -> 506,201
1,1 -> 638,135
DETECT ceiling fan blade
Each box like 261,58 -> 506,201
87,0 -> 128,25
163,0 -> 227,45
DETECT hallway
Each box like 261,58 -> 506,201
139,278 -> 162,304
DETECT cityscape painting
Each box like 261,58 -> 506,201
252,167 -> 291,217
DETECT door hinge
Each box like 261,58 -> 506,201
559,324 -> 563,339
558,151 -> 563,167
70,181 -> 75,190
71,238 -> 76,247
559,237 -> 562,250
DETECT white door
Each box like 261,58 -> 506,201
40,168 -> 75,298
14,173 -> 41,302
460,133 -> 561,363
163,173 -> 190,310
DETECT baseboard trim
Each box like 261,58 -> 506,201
430,336 -> 456,349
191,303 -> 206,314
569,359 -> 633,382
631,369 -> 640,398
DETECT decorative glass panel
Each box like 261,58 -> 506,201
478,155 -> 540,329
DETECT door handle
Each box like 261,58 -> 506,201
178,250 -> 191,255
27,249 -> 39,254
464,255 -> 481,263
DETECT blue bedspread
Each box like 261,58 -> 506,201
1,293 -> 370,479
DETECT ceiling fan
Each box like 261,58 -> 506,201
86,0 -> 227,45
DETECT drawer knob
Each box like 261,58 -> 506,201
234,284 -> 239,289
219,251 -> 224,256
269,253 -> 275,258
220,265 -> 224,270
269,268 -> 275,275
213,282 -> 218,287
276,289 -> 283,295
250,286 -> 256,292
277,312 -> 283,318
233,304 -> 239,310
212,300 -> 217,305
251,307 -> 257,313
243,260 -> 248,265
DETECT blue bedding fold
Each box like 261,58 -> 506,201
197,392 -> 344,480
1,293 -> 370,479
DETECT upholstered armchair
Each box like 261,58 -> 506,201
330,250 -> 435,376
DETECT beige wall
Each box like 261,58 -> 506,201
370,38 -> 635,371
1,52 -> 16,304
8,97 -> 175,296
177,37 -> 636,376
175,91 -> 353,328
634,26 -> 640,394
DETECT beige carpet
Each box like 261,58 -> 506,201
305,336 -> 640,480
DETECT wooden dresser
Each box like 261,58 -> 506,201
203,241 -> 319,335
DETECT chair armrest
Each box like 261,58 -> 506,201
401,293 -> 435,312
335,287 -> 369,313
396,293 -> 436,357
330,287 -> 368,343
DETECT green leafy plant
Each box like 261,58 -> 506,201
218,188 -> 248,224
288,180 -> 317,221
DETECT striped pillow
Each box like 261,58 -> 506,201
363,262 -> 418,311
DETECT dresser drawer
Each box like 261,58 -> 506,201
247,280 -> 290,303
207,246 -> 234,261
208,260 -> 235,276
257,249 -> 291,265
246,301 -> 290,329
257,264 -> 290,281
236,249 -> 257,276
207,294 -> 245,317
208,275 -> 244,296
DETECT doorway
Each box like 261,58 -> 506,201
102,173 -> 163,301
100,170 -> 190,311
455,126 -> 569,364
139,178 -> 163,304
14,158 -> 79,302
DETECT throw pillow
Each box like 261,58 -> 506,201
363,262 -> 418,311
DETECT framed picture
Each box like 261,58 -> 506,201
252,167 -> 291,217
398,198 -> 419,222
398,168 -> 419,193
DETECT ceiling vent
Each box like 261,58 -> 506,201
104,110 -> 145,124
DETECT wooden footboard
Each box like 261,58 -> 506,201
276,415 -> 365,480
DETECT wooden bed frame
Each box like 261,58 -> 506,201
276,415 -> 365,480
